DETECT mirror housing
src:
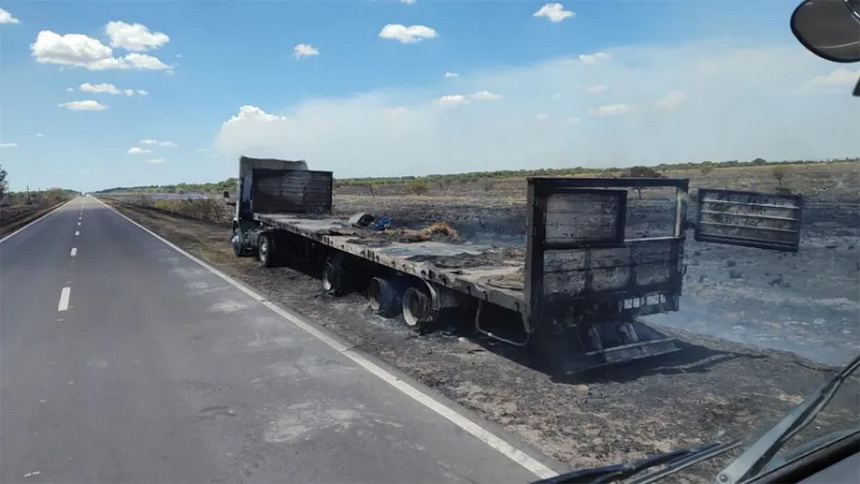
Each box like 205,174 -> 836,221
791,0 -> 860,63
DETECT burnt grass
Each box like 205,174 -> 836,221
106,195 -> 858,482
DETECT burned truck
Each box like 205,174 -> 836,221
226,156 -> 804,372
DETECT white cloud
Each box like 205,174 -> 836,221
146,158 -> 166,164
807,68 -> 860,88
444,72 -> 459,78
590,104 -> 633,116
585,84 -> 608,94
127,147 -> 150,154
654,90 -> 688,110
379,24 -> 437,44
224,105 -> 288,126
58,100 -> 107,111
0,8 -> 20,24
35,133 -> 44,138
123,52 -> 170,70
579,52 -> 611,64
469,90 -> 503,101
400,0 -> 417,4
139,139 -> 176,147
136,89 -> 149,95
533,3 -> 575,23
438,95 -> 468,106
216,39 -> 859,178
293,43 -> 319,59
535,113 -> 550,121
105,21 -> 169,51
0,142 -> 18,148
565,117 -> 581,125
195,148 -> 210,152
79,82 -> 144,96
30,31 -> 171,70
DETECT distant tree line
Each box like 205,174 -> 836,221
92,157 -> 858,194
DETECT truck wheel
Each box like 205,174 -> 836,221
402,286 -> 432,332
322,261 -> 343,295
258,234 -> 277,267
231,229 -> 246,257
368,276 -> 402,317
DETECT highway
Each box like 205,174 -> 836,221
0,197 -> 553,483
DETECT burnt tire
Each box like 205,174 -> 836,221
402,286 -> 432,332
231,229 -> 248,257
258,234 -> 277,268
322,261 -> 343,295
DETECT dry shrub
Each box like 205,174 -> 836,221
133,196 -> 231,225
391,221 -> 460,242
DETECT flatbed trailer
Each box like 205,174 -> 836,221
228,156 -> 805,372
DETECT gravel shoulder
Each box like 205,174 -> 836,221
104,198 -> 858,482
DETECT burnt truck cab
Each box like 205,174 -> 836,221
229,156 -> 333,261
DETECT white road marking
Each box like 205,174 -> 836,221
77,222 -> 81,226
95,197 -> 558,479
0,200 -> 74,244
70,248 -> 77,257
75,231 -> 80,236
58,287 -> 71,311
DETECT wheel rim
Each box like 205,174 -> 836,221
368,277 -> 384,312
322,263 -> 334,292
260,238 -> 268,262
403,287 -> 430,328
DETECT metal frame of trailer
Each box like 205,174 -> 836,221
228,156 -> 805,372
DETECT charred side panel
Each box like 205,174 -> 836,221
695,189 -> 803,252
524,177 -> 688,330
251,169 -> 333,214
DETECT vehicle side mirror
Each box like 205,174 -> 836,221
791,0 -> 860,63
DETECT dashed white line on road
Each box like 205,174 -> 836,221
70,248 -> 77,257
75,231 -> 80,236
58,287 -> 71,312
77,222 -> 81,226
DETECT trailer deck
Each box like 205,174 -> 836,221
254,213 -> 529,313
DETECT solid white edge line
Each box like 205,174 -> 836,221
94,196 -> 557,479
58,287 -> 71,311
71,248 -> 77,257
0,199 -> 75,244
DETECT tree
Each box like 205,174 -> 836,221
0,164 -> 7,201
623,166 -> 665,198
771,165 -> 789,187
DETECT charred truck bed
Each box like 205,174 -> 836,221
228,156 -> 805,373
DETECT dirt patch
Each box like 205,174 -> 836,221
0,201 -> 67,238
106,198 -> 858,481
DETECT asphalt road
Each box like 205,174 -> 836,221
0,197 -> 549,483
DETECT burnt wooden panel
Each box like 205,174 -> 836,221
695,188 -> 803,252
541,239 -> 677,297
544,189 -> 626,245
524,177 -> 686,324
251,169 -> 333,214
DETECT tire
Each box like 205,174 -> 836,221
231,229 -> 245,257
402,286 -> 432,332
258,234 -> 276,267
322,261 -> 342,295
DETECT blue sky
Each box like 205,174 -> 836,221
0,1 -> 856,192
